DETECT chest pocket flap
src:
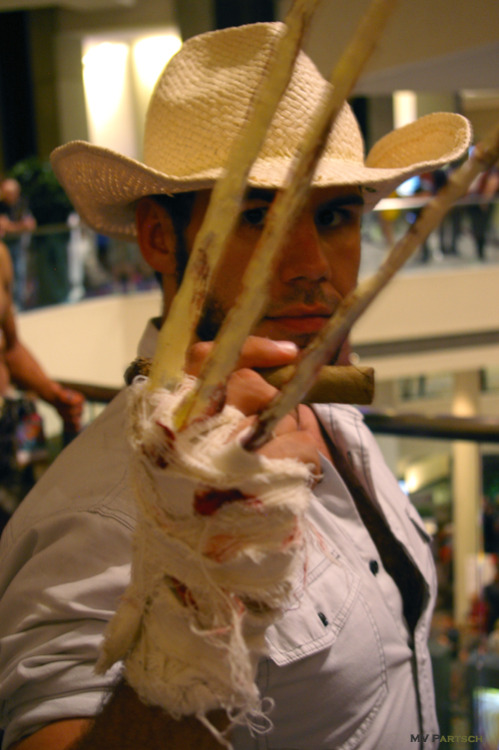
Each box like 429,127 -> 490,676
265,541 -> 360,666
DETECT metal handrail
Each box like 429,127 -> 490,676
361,408 -> 499,443
58,379 -> 499,444
58,380 -> 121,404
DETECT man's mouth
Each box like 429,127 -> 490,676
265,306 -> 333,334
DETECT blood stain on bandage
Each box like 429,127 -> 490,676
141,422 -> 176,468
194,487 -> 256,516
281,519 -> 301,549
167,576 -> 197,608
158,422 -> 176,447
141,444 -> 168,469
203,534 -> 243,562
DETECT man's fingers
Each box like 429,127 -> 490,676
185,336 -> 298,376
258,431 -> 321,473
226,369 -> 278,415
236,337 -> 299,369
184,341 -> 212,376
229,415 -> 320,473
183,336 -> 323,470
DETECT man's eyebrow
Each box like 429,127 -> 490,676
244,188 -> 365,207
244,188 -> 276,202
321,193 -> 365,208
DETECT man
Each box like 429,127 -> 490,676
0,179 -> 36,309
0,239 -> 83,529
0,22 -> 471,750
0,238 -> 83,453
467,164 -> 499,260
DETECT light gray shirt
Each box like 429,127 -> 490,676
0,321 -> 438,749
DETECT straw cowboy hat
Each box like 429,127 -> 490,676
51,22 -> 472,241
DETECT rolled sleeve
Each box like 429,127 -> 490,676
0,508 -> 132,748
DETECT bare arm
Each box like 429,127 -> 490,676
2,305 -> 84,430
12,682 -> 228,750
11,719 -> 91,750
75,682 -> 228,749
0,213 -> 36,237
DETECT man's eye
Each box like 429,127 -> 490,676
316,206 -> 346,228
242,206 -> 268,227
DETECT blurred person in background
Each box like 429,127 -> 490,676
0,178 -> 37,309
0,239 -> 84,525
467,164 -> 499,260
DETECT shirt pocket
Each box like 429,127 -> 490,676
266,546 -> 360,665
255,545 -> 388,750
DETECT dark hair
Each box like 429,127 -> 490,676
151,192 -> 196,284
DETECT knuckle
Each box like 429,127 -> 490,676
185,341 -> 212,373
230,367 -> 261,385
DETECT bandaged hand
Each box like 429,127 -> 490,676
97,337 -> 319,746
186,336 -> 324,471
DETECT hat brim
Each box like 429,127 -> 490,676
51,112 -> 471,241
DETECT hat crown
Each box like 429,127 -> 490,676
144,22 -> 365,183
50,22 -> 472,240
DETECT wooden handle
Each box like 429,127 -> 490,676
125,357 -> 374,404
259,365 -> 374,404
125,358 -> 374,405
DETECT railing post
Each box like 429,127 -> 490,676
452,370 -> 483,625
371,379 -> 400,473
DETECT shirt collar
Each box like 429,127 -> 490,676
137,318 -> 161,359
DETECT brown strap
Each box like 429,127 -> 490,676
325,438 -> 426,634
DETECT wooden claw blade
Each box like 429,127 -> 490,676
147,0 -> 322,392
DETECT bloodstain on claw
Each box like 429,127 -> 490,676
203,534 -> 242,562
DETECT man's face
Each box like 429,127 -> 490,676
1,180 -> 20,206
182,185 -> 363,349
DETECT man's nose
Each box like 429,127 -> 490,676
278,219 -> 330,284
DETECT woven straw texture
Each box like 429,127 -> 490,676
51,22 -> 472,240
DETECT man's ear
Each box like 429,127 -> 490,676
135,197 -> 177,276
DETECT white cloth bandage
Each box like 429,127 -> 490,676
96,375 -> 315,742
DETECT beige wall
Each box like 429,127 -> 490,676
352,265 -> 499,380
17,289 -> 161,387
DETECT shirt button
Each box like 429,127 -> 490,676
317,611 -> 329,627
369,559 -> 379,576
